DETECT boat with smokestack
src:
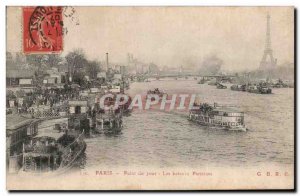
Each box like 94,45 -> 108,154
230,84 -> 247,91
216,83 -> 227,89
246,83 -> 272,94
271,79 -> 291,88
147,88 -> 167,100
231,81 -> 271,94
94,106 -> 123,134
198,78 -> 206,84
92,94 -> 123,134
188,102 -> 247,131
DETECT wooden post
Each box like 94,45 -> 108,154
48,155 -> 50,172
22,154 -> 25,171
22,143 -> 25,171
54,157 -> 56,170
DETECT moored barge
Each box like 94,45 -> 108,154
21,127 -> 86,175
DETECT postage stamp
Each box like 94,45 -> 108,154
23,6 -> 63,53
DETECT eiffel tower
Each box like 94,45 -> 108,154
259,14 -> 277,70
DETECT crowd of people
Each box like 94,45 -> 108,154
6,85 -> 81,115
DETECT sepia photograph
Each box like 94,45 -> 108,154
5,5 -> 295,190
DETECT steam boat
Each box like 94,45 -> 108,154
231,83 -> 272,94
94,107 -> 123,134
271,79 -> 289,88
198,78 -> 206,84
246,83 -> 272,94
216,83 -> 227,89
230,84 -> 246,91
188,103 -> 246,131
147,88 -> 167,100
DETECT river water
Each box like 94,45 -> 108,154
80,79 -> 294,168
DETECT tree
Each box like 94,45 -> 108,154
65,49 -> 88,80
25,54 -> 62,72
86,60 -> 100,79
26,54 -> 44,68
72,71 -> 86,86
42,54 -> 63,68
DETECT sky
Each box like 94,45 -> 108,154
7,6 -> 294,71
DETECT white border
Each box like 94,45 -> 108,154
0,0 -> 298,195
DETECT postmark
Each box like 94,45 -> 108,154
23,6 -> 63,53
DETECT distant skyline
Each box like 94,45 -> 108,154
7,7 -> 294,71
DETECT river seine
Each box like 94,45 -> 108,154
82,79 -> 294,168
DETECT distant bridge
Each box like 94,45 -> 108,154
133,73 -> 237,81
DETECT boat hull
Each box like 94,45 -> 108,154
188,118 -> 247,132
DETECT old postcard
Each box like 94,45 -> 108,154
6,6 -> 294,190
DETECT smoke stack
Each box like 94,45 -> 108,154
106,53 -> 109,70
127,53 -> 131,66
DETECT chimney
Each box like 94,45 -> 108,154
106,52 -> 109,70
127,53 -> 131,66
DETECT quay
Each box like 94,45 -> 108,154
6,53 -> 132,174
